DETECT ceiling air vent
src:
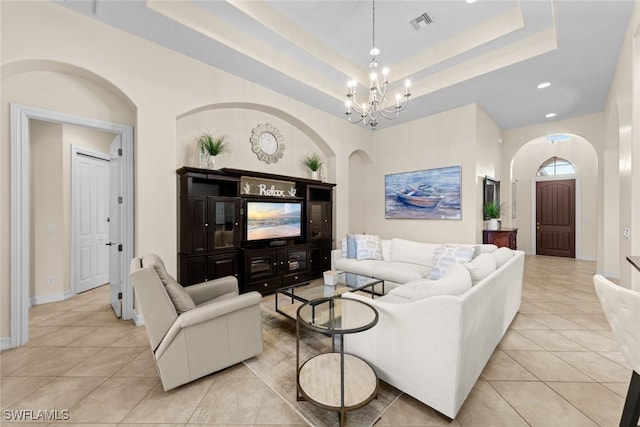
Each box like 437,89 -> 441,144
410,12 -> 434,31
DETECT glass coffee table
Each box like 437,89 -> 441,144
296,296 -> 379,426
275,272 -> 384,320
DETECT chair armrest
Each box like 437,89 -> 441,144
184,276 -> 239,305
155,291 -> 262,359
179,291 -> 262,328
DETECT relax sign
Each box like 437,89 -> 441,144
241,177 -> 297,198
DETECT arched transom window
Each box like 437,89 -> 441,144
537,157 -> 575,176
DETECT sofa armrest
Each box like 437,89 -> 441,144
155,291 -> 262,359
184,276 -> 239,305
331,248 -> 343,270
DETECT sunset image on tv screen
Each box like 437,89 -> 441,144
246,202 -> 302,241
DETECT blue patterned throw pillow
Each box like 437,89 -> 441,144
355,234 -> 382,260
429,245 -> 475,280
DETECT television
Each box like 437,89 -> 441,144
245,201 -> 303,242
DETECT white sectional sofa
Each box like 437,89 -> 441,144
331,237 -> 499,290
334,236 -> 525,419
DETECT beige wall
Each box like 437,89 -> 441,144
366,104 -> 498,244
1,0 -> 369,338
176,109 -> 331,176
30,121 -> 65,299
603,0 -> 640,289
475,106 -> 503,241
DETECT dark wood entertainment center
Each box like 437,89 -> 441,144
177,167 -> 334,294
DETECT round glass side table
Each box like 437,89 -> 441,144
296,296 -> 379,426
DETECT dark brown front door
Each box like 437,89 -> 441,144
536,179 -> 575,258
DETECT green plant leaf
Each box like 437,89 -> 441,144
197,132 -> 229,156
301,152 -> 323,171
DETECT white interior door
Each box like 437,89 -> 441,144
109,136 -> 123,317
74,150 -> 110,293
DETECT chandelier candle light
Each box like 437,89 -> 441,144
345,0 -> 411,130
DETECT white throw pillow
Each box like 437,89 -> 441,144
429,245 -> 476,279
341,238 -> 347,258
465,253 -> 497,285
355,234 -> 382,260
389,264 -> 472,300
390,238 -> 440,267
492,247 -> 514,268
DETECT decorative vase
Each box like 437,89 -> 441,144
488,218 -> 499,231
207,155 -> 216,170
311,170 -> 319,180
199,151 -> 209,168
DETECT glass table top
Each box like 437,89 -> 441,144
297,296 -> 378,334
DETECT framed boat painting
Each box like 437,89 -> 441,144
385,165 -> 461,219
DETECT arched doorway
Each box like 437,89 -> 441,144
510,134 -> 598,259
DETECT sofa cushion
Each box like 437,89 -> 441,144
335,257 -> 379,277
429,245 -> 476,279
142,253 -> 196,314
389,264 -> 472,300
377,293 -> 412,304
381,239 -> 392,261
372,261 -> 431,284
390,238 -> 440,267
355,234 -> 383,260
464,253 -> 497,285
492,247 -> 514,267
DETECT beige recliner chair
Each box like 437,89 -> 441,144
593,275 -> 640,427
130,254 -> 263,391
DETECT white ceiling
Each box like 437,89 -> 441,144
57,0 -> 634,130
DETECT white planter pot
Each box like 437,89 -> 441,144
311,170 -> 319,180
488,218 -> 499,231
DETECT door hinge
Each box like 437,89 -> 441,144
118,244 -> 123,252
117,292 -> 122,300
117,196 -> 123,204
118,148 -> 122,156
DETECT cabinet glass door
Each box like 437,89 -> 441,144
308,203 -> 323,239
209,198 -> 240,250
286,249 -> 308,273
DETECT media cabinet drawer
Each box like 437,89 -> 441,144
281,272 -> 311,287
247,277 -> 281,293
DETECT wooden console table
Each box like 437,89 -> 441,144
483,228 -> 518,250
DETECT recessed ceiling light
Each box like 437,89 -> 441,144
466,0 -> 478,3
545,113 -> 556,118
537,82 -> 551,89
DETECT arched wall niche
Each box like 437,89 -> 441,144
509,134 -> 598,260
176,103 -> 336,180
347,149 -> 373,234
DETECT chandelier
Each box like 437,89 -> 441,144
345,0 -> 411,130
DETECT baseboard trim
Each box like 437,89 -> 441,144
134,314 -> 145,326
31,290 -> 74,306
579,255 -> 596,261
597,269 -> 621,280
1,337 -> 11,351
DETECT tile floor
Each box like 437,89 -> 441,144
0,255 -> 633,426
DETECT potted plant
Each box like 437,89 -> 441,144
197,132 -> 229,169
301,152 -> 323,180
484,201 -> 501,231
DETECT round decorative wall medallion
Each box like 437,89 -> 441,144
250,123 -> 285,164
